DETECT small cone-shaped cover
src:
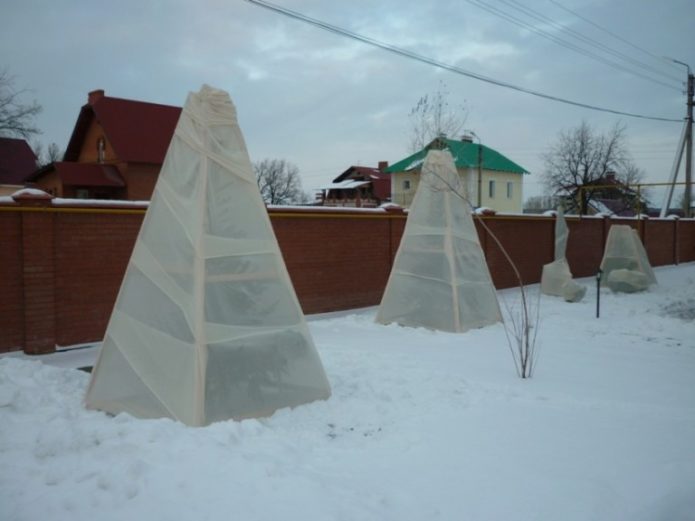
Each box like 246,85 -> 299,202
600,224 -> 657,285
376,149 -> 502,333
85,85 -> 331,426
554,206 -> 569,261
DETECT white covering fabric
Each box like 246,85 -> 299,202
375,149 -> 502,333
541,208 -> 575,297
554,206 -> 569,261
600,225 -> 657,286
540,258 -> 573,297
562,279 -> 587,302
607,269 -> 650,293
85,85 -> 331,426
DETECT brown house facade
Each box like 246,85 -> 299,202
28,89 -> 181,200
319,162 -> 391,208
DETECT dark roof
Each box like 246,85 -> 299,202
385,137 -> 528,175
30,162 -> 125,187
333,166 -> 390,183
333,165 -> 391,201
64,93 -> 181,164
0,137 -> 37,184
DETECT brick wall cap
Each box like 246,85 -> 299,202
267,205 -> 390,215
380,203 -> 405,214
12,188 -> 54,205
52,197 -> 149,210
474,207 -> 497,216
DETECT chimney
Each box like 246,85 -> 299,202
461,134 -> 474,143
605,170 -> 616,182
88,89 -> 105,105
378,161 -> 388,171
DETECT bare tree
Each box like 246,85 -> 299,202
254,158 -> 309,205
409,81 -> 467,152
33,141 -> 63,167
0,69 -> 42,139
542,121 -> 645,215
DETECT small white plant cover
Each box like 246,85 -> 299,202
541,207 -> 574,296
375,149 -> 502,333
540,258 -> 573,297
554,206 -> 569,261
600,225 -> 657,285
85,85 -> 331,426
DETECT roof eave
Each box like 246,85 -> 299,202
63,104 -> 94,161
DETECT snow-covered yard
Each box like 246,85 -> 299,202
1,263 -> 694,521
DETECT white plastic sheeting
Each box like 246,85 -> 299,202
541,258 -> 573,297
607,269 -> 650,293
375,149 -> 502,333
541,207 -> 575,297
554,206 -> 569,261
600,225 -> 657,286
85,85 -> 331,426
541,206 -> 588,302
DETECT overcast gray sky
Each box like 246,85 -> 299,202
3,0 -> 693,202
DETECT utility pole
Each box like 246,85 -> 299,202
667,58 -> 693,217
685,70 -> 693,217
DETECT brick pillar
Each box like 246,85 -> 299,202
13,190 -> 57,354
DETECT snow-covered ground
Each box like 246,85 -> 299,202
2,263 -> 694,521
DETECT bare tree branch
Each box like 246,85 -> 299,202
542,121 -> 645,214
409,81 -> 467,152
254,158 -> 309,205
428,168 -> 541,378
0,68 -> 42,140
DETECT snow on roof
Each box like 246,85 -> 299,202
12,187 -> 50,197
321,180 -> 371,190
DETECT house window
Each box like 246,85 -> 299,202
403,180 -> 411,190
488,180 -> 495,198
76,188 -> 90,199
507,182 -> 513,199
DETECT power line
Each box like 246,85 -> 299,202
548,0 -> 684,75
464,0 -> 681,91
495,0 -> 683,85
244,0 -> 682,123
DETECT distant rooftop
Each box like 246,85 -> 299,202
386,137 -> 528,175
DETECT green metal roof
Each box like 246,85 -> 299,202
385,138 -> 529,175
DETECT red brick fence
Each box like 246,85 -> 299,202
1,192 -> 694,354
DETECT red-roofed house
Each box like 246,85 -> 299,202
319,162 -> 391,208
28,90 -> 181,200
0,137 -> 37,195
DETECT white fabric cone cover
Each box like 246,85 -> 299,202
85,85 -> 331,426
376,149 -> 502,333
600,225 -> 657,285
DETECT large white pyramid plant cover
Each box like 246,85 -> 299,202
85,85 -> 331,426
376,149 -> 502,333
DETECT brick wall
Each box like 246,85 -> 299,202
0,211 -> 23,352
53,211 -> 142,347
1,193 -> 693,354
